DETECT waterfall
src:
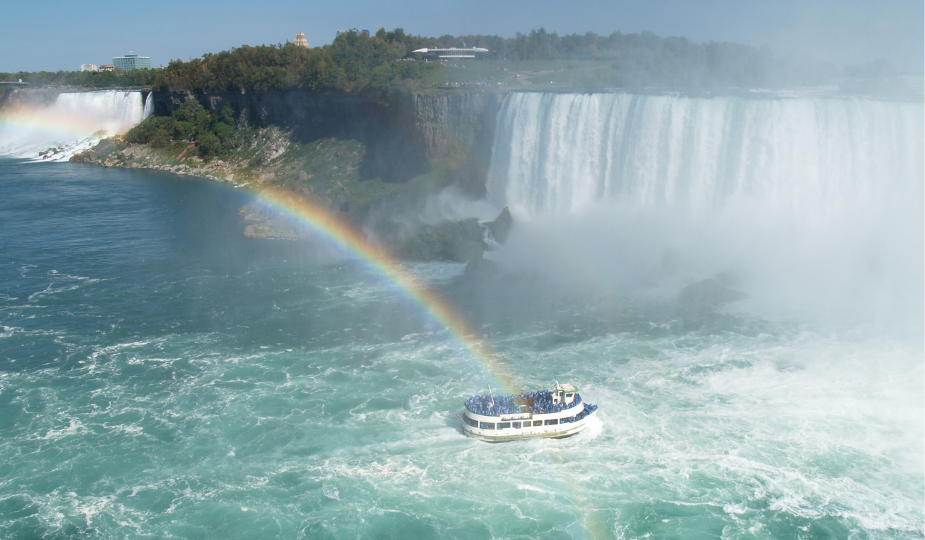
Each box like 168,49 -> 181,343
486,91 -> 924,324
143,92 -> 154,119
0,90 -> 147,161
487,92 -> 924,220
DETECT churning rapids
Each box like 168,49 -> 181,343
0,89 -> 922,539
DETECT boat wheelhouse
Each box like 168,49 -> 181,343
461,383 -> 598,442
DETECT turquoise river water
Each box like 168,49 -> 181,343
0,157 -> 922,539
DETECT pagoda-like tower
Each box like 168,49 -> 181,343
294,32 -> 308,48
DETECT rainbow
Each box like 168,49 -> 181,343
0,108 -> 100,138
251,185 -> 522,395
253,186 -> 606,538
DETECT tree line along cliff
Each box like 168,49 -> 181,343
3,25 -> 864,92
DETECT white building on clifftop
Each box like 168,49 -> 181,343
412,47 -> 489,59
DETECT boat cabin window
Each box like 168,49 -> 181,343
498,422 -> 511,429
512,422 -> 521,429
464,416 -> 478,427
566,393 -> 573,398
533,420 -> 542,426
545,419 -> 559,425
479,422 -> 495,430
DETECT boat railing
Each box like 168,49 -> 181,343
466,403 -> 598,431
464,391 -> 583,416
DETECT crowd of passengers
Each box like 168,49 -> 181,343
559,403 -> 597,423
465,390 -> 582,416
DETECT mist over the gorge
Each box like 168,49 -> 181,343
0,10 -> 923,538
470,91 -> 924,334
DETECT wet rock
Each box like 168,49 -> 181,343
394,218 -> 484,262
713,270 -> 742,289
239,201 -> 310,240
464,256 -> 502,279
485,207 -> 513,245
678,278 -> 748,306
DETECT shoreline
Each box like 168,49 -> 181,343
68,135 -> 501,261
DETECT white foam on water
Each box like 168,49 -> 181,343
26,278 -> 100,301
562,326 -> 923,534
0,325 -> 22,339
40,418 -> 86,441
106,424 -> 144,436
75,495 -> 115,528
516,483 -> 557,496
576,414 -> 603,440
0,150 -> 920,538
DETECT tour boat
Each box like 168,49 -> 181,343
461,382 -> 598,442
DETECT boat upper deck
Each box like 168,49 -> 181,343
465,387 -> 582,417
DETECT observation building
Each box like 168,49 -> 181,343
336,28 -> 369,38
412,47 -> 489,59
113,51 -> 151,71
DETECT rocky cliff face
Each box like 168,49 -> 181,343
412,92 -> 503,159
412,92 -> 504,197
152,90 -> 427,183
150,89 -> 504,190
90,87 -> 509,261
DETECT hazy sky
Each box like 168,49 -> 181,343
2,0 -> 922,73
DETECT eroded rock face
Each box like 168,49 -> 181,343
485,207 -> 513,245
383,205 -> 514,263
149,90 -> 505,189
133,89 -> 511,261
240,202 -> 309,240
413,92 -> 504,197
152,90 -> 428,184
392,218 -> 484,262
678,278 -> 748,307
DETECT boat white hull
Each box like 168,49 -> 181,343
461,409 -> 597,442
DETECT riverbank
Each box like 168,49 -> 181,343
69,88 -> 507,262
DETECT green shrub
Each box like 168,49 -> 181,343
124,101 -> 237,161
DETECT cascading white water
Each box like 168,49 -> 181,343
0,90 -> 147,161
143,91 -> 154,119
488,92 -> 924,219
486,91 -> 924,325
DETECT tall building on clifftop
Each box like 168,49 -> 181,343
294,32 -> 308,48
113,50 -> 150,71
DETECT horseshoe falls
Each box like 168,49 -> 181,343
488,92 -> 923,218
487,92 -> 924,329
0,89 -> 922,539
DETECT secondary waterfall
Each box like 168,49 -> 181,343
0,89 -> 147,161
143,91 -> 154,119
486,91 -> 924,324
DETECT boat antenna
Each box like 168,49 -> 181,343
486,384 -> 495,407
